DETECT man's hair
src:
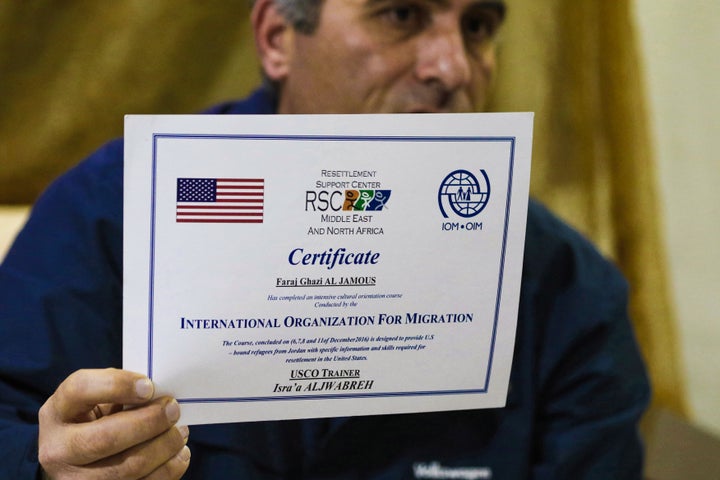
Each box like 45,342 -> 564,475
253,0 -> 324,34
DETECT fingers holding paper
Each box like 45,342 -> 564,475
38,368 -> 190,479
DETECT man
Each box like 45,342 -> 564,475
0,0 -> 650,478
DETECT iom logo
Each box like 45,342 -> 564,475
438,169 -> 490,218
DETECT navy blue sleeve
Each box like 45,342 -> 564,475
521,202 -> 650,479
0,140 -> 125,478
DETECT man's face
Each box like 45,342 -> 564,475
277,0 -> 505,114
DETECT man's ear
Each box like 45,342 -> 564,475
252,0 -> 293,83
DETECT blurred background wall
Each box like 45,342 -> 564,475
0,0 -> 718,435
0,1 -> 259,203
635,0 -> 720,435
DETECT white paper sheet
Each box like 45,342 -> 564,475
123,113 -> 533,425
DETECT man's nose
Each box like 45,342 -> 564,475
414,26 -> 472,91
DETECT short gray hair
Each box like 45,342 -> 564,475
277,0 -> 324,33
252,0 -> 324,34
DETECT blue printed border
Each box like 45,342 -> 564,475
148,133 -> 517,405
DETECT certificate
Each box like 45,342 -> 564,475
123,113 -> 533,425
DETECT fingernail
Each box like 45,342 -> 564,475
165,399 -> 180,423
135,378 -> 154,399
177,445 -> 191,462
177,424 -> 190,443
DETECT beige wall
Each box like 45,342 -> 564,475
634,0 -> 720,434
0,207 -> 29,262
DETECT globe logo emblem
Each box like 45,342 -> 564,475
438,169 -> 491,218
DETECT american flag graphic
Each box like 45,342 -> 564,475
176,178 -> 264,223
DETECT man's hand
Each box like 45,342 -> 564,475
38,368 -> 190,479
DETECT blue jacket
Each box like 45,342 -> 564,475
0,89 -> 650,479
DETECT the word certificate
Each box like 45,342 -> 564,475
123,113 -> 533,425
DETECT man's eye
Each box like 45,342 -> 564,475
391,6 -> 413,22
463,11 -> 501,43
380,4 -> 426,30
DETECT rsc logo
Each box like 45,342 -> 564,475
437,169 -> 490,218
